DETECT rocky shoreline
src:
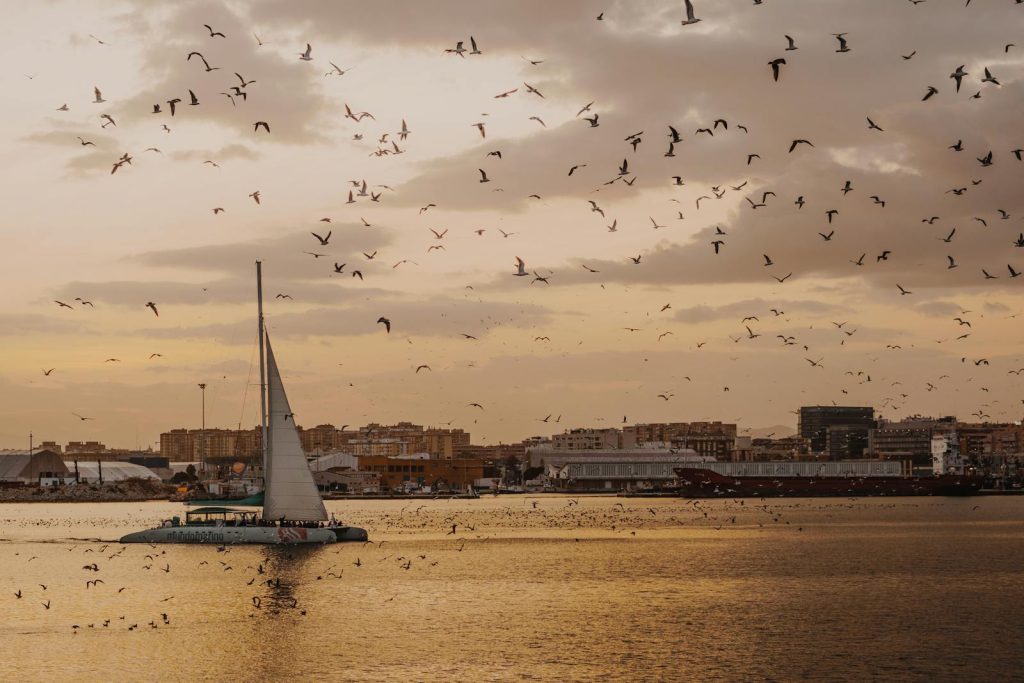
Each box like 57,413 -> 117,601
0,478 -> 174,503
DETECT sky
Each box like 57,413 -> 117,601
1,0 -> 1022,450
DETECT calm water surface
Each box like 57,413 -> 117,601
0,495 -> 1022,682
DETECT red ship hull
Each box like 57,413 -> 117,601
674,467 -> 982,498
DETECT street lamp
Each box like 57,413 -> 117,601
198,383 -> 207,477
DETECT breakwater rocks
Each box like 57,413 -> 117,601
0,478 -> 173,502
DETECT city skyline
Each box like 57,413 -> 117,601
2,1 -> 1023,449
12,405 -> 1023,455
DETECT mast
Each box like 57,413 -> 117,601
256,261 -> 269,490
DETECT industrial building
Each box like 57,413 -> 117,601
0,450 -> 69,484
536,448 -> 706,491
356,455 -> 485,492
868,416 -> 958,466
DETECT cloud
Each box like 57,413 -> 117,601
116,2 -> 335,145
169,143 -> 261,163
133,229 -> 396,279
672,298 -> 843,323
912,300 -> 964,318
133,296 -> 554,342
52,278 -> 390,307
0,314 -> 84,336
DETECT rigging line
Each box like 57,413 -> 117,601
236,331 -> 259,435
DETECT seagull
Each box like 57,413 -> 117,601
146,302 -> 159,317
299,43 -> 313,61
867,117 -> 883,131
833,33 -> 850,53
254,121 -> 270,133
769,58 -> 786,82
897,284 -> 912,295
681,0 -> 701,25
922,86 -> 939,101
203,24 -> 225,38
784,35 -> 798,51
187,51 -> 217,72
93,87 -> 105,103
950,65 -> 967,92
376,317 -> 391,333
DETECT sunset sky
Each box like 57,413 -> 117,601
1,0 -> 1022,449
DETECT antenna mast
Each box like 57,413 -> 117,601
256,261 -> 268,484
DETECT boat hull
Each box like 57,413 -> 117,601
674,467 -> 983,498
331,526 -> 369,542
120,526 -> 339,545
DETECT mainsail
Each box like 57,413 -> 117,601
262,335 -> 328,521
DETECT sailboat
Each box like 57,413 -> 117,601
121,262 -> 368,545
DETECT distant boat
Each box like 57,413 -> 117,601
122,262 -> 368,544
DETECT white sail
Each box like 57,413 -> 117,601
262,336 -> 328,521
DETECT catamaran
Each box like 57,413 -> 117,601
121,262 -> 368,545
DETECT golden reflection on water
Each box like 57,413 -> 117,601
0,495 -> 1023,682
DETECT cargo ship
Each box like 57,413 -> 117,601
674,467 -> 982,498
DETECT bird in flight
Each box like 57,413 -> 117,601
681,0 -> 701,25
951,65 -> 967,92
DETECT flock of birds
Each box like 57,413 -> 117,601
22,0 -> 1024,437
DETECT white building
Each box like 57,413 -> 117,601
931,433 -> 963,474
65,461 -> 161,483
